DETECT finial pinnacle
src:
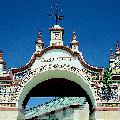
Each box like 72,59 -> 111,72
0,50 -> 2,60
72,32 -> 77,40
116,40 -> 119,47
115,40 -> 120,56
35,31 -> 44,51
38,31 -> 42,40
110,49 -> 114,59
36,31 -> 44,44
70,32 -> 79,47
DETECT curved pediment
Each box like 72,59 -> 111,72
9,46 -> 103,81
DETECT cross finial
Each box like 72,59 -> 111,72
47,4 -> 64,25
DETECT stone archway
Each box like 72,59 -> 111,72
17,69 -> 96,116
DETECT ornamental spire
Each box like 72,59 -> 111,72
110,49 -> 114,59
36,31 -> 44,44
0,50 -> 6,76
70,32 -> 79,52
116,40 -> 120,55
109,49 -> 115,68
0,50 -> 2,61
72,32 -> 77,41
35,31 -> 44,52
70,32 -> 79,45
116,40 -> 119,50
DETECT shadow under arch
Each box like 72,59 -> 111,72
18,70 -> 96,113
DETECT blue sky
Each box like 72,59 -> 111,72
0,0 -> 120,108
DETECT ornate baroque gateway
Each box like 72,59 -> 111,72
0,24 -> 120,120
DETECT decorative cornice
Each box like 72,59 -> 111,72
49,25 -> 64,35
0,76 -> 13,81
0,84 -> 18,86
95,107 -> 120,111
0,107 -> 24,112
49,27 -> 64,31
0,61 -> 5,64
112,75 -> 120,80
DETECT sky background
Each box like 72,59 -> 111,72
0,0 -> 120,108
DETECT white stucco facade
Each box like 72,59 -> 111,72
0,24 -> 120,120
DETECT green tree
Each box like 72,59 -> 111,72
102,68 -> 112,86
101,68 -> 113,101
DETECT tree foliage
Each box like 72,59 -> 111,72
101,68 -> 113,101
102,68 -> 113,87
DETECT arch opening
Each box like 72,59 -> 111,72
23,78 -> 93,114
